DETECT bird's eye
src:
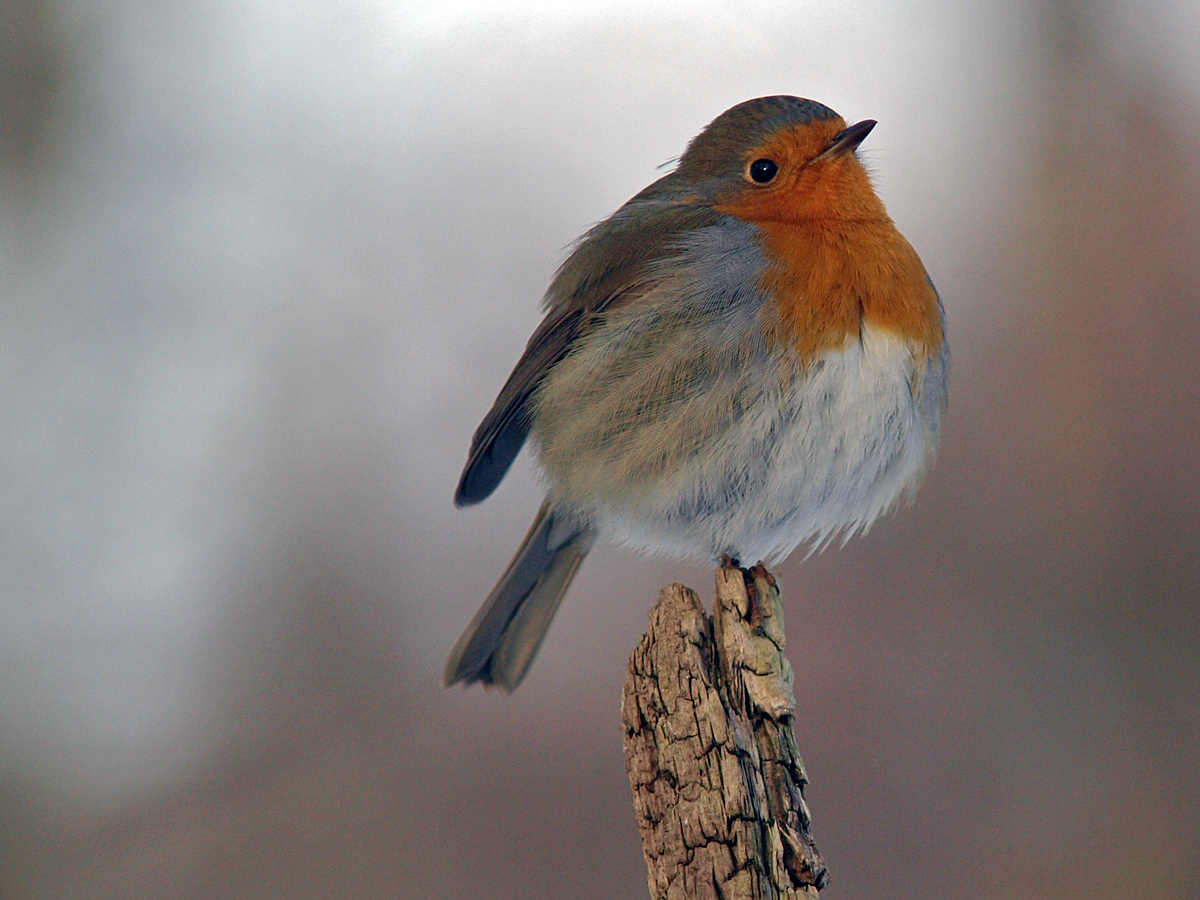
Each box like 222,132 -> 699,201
748,158 -> 779,184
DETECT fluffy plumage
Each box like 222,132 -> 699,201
446,95 -> 948,691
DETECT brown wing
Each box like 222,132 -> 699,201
453,194 -> 719,507
454,304 -> 586,506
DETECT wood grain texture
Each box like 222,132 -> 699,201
622,562 -> 828,900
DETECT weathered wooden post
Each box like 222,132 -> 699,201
622,561 -> 828,900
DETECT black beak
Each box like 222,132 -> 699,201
822,119 -> 876,158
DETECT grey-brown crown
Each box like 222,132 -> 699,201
677,96 -> 841,181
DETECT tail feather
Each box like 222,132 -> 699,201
444,501 -> 595,692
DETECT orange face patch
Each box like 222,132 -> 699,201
713,121 -> 943,365
713,118 -> 886,224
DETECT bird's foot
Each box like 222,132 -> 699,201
717,557 -> 777,631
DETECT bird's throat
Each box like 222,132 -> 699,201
753,218 -> 944,366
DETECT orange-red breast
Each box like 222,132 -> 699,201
446,96 -> 948,691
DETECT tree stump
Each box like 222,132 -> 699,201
621,561 -> 828,900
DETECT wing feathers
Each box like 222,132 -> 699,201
453,200 -> 720,507
454,306 -> 584,506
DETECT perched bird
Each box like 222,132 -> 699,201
446,95 -> 948,691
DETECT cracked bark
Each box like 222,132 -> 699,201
622,562 -> 828,900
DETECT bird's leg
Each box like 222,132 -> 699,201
742,564 -> 765,631
717,555 -> 773,631
745,563 -> 778,634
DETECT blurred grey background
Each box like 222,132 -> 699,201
2,0 -> 1198,897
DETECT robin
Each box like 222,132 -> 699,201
445,95 -> 948,691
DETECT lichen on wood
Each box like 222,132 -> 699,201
622,562 -> 827,900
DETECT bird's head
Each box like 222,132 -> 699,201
675,95 -> 885,223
